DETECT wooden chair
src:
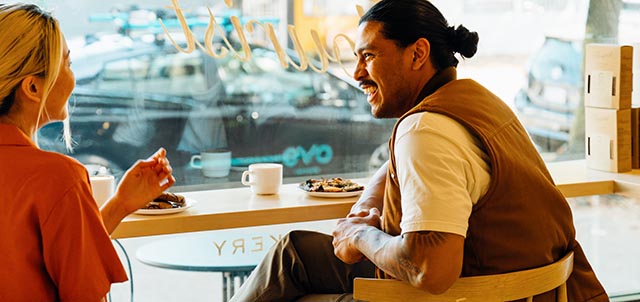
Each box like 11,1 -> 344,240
353,251 -> 574,302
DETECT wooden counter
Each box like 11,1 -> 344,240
549,160 -> 640,197
111,181 -> 358,239
111,160 -> 640,239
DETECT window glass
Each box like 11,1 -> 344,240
35,0 -> 397,189
144,52 -> 208,96
33,0 -> 639,181
33,0 -> 640,182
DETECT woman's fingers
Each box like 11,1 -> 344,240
160,175 -> 176,191
135,149 -> 173,176
149,148 -> 166,160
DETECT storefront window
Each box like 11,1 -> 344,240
35,0 -> 639,189
36,0 -> 395,188
32,0 -> 638,178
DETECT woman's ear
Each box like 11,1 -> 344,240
411,38 -> 431,70
18,75 -> 44,103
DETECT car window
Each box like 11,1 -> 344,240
216,48 -> 315,107
93,51 -> 210,97
146,51 -> 209,96
98,55 -> 152,91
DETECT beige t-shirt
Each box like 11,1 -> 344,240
395,112 -> 491,237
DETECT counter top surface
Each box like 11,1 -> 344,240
112,160 -> 640,239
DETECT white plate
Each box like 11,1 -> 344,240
302,189 -> 364,198
134,198 -> 197,215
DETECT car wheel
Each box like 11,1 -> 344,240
368,143 -> 389,174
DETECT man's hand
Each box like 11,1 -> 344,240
332,207 -> 381,264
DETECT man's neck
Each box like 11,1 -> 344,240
414,67 -> 457,104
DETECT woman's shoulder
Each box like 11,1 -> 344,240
31,148 -> 88,179
10,148 -> 93,213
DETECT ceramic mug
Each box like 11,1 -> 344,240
190,149 -> 232,178
241,163 -> 283,195
90,175 -> 115,207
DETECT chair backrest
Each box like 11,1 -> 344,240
353,251 -> 574,302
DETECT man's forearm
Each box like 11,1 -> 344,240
352,227 -> 463,293
352,225 -> 424,284
350,161 -> 388,213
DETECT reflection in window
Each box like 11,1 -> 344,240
37,0 -> 638,184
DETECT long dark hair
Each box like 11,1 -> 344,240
360,0 -> 479,70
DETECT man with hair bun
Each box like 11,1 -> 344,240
232,1 -> 608,301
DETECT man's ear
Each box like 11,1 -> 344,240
18,75 -> 44,103
411,38 -> 431,70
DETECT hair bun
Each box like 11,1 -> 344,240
448,25 -> 479,59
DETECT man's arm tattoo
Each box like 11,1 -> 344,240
359,230 -> 447,283
394,231 -> 446,279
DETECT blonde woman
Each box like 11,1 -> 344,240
0,3 -> 175,301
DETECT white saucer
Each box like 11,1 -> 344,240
301,189 -> 363,198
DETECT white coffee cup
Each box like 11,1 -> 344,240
190,149 -> 232,177
90,175 -> 115,207
241,163 -> 283,195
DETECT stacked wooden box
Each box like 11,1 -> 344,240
584,44 -> 634,172
633,45 -> 640,169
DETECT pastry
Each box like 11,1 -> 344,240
299,177 -> 364,192
142,192 -> 186,209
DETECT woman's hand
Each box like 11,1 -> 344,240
115,148 -> 175,214
100,148 -> 175,234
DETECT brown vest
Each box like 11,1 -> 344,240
381,69 -> 608,301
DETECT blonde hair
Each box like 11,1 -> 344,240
0,3 -> 71,149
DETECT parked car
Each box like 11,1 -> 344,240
38,29 -> 395,186
514,35 -> 582,152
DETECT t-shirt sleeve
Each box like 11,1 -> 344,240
395,113 -> 490,237
41,178 -> 128,301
